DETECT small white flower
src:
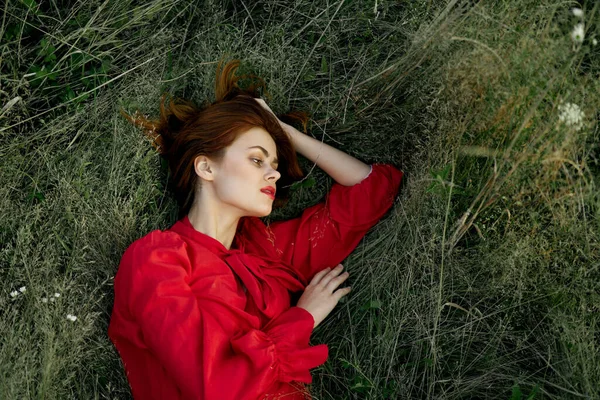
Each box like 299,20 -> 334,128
66,314 -> 78,322
571,8 -> 584,18
19,286 -> 26,293
54,293 -> 60,298
593,38 -> 598,46
50,297 -> 55,302
41,297 -> 48,303
10,291 -> 19,298
558,102 -> 585,131
571,23 -> 585,44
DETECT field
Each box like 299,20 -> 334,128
1,0 -> 599,398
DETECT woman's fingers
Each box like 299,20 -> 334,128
334,286 -> 352,300
326,270 -> 350,292
254,98 -> 276,116
309,266 -> 333,286
309,264 -> 345,287
319,264 -> 345,288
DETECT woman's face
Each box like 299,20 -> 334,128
209,126 -> 281,217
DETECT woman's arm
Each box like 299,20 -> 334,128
281,122 -> 371,186
253,97 -> 370,186
265,163 -> 404,283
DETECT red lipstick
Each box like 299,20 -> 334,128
260,186 -> 276,199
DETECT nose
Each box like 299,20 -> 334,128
266,167 -> 281,182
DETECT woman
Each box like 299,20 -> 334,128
108,59 -> 403,399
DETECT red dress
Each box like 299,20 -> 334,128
108,163 -> 403,399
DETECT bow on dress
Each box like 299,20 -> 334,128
221,248 -> 306,324
172,215 -> 309,326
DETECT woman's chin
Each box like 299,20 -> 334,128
246,205 -> 272,218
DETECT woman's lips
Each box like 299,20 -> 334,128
260,188 -> 275,200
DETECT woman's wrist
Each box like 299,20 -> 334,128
280,121 -> 301,144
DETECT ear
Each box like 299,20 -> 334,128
193,155 -> 215,182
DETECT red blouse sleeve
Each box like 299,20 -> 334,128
268,163 -> 403,284
119,231 -> 328,399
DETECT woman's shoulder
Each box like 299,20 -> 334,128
125,229 -> 186,255
119,229 -> 191,275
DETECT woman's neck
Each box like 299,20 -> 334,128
187,202 -> 241,251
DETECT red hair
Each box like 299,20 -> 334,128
120,59 -> 307,217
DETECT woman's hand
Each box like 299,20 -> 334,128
253,97 -> 297,142
296,264 -> 352,329
254,97 -> 276,117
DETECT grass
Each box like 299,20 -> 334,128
1,0 -> 599,398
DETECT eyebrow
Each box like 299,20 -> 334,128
247,146 -> 279,165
